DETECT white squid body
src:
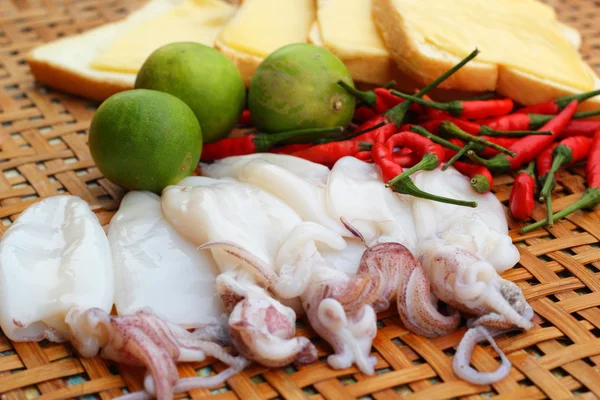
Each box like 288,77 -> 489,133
0,196 -> 113,350
203,155 -> 417,273
161,177 -> 347,368
107,191 -> 223,328
411,167 -> 519,273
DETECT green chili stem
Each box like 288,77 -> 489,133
387,153 -> 439,186
440,121 -> 516,157
255,126 -> 345,151
480,127 -> 553,137
466,150 -> 511,172
442,142 -> 474,171
520,187 -> 600,234
390,177 -> 478,208
409,126 -> 462,152
384,49 -> 479,126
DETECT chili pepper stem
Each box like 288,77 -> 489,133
480,127 -> 553,137
556,88 -> 600,109
442,143 -> 473,170
254,126 -> 345,151
383,80 -> 397,89
546,195 -> 554,228
470,175 -> 491,193
386,153 -> 439,187
466,150 -> 511,172
384,49 -> 479,126
337,80 -> 377,107
316,122 -> 385,144
410,126 -> 462,152
520,187 -> 600,234
440,121 -> 516,157
390,177 -> 478,208
539,153 -> 567,202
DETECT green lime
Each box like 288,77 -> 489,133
89,89 -> 202,193
135,42 -> 245,143
248,43 -> 355,133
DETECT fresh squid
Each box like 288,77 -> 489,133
0,195 -> 248,400
411,167 -> 519,273
161,178 -> 339,368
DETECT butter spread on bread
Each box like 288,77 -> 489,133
218,0 -> 315,58
91,0 -> 236,74
378,0 -> 593,91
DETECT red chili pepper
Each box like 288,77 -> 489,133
354,150 -> 372,163
422,94 -> 451,119
384,132 -> 445,184
510,161 -> 536,220
270,143 -> 313,154
538,136 -> 592,224
338,81 -> 407,114
384,49 -> 480,127
423,118 -> 547,138
370,142 -> 477,207
238,109 -> 252,126
481,109 -> 600,132
393,152 -> 420,167
438,122 -> 516,157
516,89 -> 600,115
353,106 -> 377,124
521,129 -> 600,233
392,92 -> 514,119
201,126 -> 344,161
454,162 -> 493,194
438,138 -> 492,193
351,115 -> 397,143
292,139 -> 373,166
468,101 -> 579,172
535,142 -> 559,181
560,120 -> 600,138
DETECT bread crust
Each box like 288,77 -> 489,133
372,0 -> 497,92
214,38 -> 263,87
498,65 -> 600,110
27,57 -> 134,102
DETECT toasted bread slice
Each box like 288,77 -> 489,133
373,0 -> 600,109
372,0 -> 498,93
27,0 -> 178,101
213,40 -> 263,87
308,21 -> 417,90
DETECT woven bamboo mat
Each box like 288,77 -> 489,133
1,0 -> 600,399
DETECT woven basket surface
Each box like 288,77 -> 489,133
2,0 -> 600,399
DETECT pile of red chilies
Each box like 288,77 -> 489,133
202,49 -> 600,234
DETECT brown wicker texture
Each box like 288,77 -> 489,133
1,0 -> 600,399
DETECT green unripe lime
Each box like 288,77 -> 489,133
89,89 -> 202,193
135,42 -> 245,143
248,43 -> 355,133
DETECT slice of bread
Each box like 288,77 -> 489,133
308,21 -> 417,90
213,40 -> 263,87
373,0 -> 600,109
27,0 -> 178,102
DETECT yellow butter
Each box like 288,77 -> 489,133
91,0 -> 236,74
318,0 -> 388,59
392,0 -> 593,91
219,0 -> 315,58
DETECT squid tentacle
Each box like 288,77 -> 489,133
400,266 -> 461,337
452,325 -> 512,385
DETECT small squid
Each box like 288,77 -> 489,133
417,237 -> 533,384
0,196 -> 247,400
